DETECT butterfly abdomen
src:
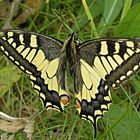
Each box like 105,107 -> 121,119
64,33 -> 79,77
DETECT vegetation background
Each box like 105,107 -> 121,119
0,0 -> 140,140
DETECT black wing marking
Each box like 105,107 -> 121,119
0,30 -> 69,111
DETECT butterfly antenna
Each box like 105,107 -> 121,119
77,20 -> 91,33
51,9 -> 73,34
76,20 -> 91,43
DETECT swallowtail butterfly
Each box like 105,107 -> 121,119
0,30 -> 140,137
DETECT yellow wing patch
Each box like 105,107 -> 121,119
75,59 -> 111,137
30,58 -> 70,111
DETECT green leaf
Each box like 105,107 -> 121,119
120,0 -> 132,21
100,103 -> 140,139
115,3 -> 140,37
98,0 -> 123,36
108,104 -> 140,140
128,76 -> 140,95
0,66 -> 21,97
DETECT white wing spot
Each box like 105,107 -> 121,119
40,93 -> 46,100
104,85 -> 108,90
20,65 -> 25,70
116,80 -> 120,83
133,65 -> 139,71
112,83 -> 116,87
7,32 -> 13,37
30,75 -> 36,81
0,46 -> 5,51
34,84 -> 41,91
15,61 -> 19,65
4,51 -> 9,56
2,37 -> 6,40
26,70 -> 32,74
135,48 -> 140,53
104,96 -> 110,101
94,110 -> 102,116
120,75 -> 126,81
101,104 -> 107,110
127,70 -> 133,76
9,56 -> 14,61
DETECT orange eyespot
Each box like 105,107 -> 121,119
60,95 -> 69,106
75,99 -> 81,109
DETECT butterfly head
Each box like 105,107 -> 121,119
67,32 -> 79,45
67,33 -> 79,57
71,32 -> 79,44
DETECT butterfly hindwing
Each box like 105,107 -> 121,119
75,59 -> 111,137
0,30 -> 69,111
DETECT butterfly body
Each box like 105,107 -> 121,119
0,30 -> 140,137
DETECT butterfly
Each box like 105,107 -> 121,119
0,30 -> 140,138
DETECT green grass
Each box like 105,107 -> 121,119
1,0 -> 140,140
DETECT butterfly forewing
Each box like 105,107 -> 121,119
79,38 -> 140,88
0,30 -> 69,111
